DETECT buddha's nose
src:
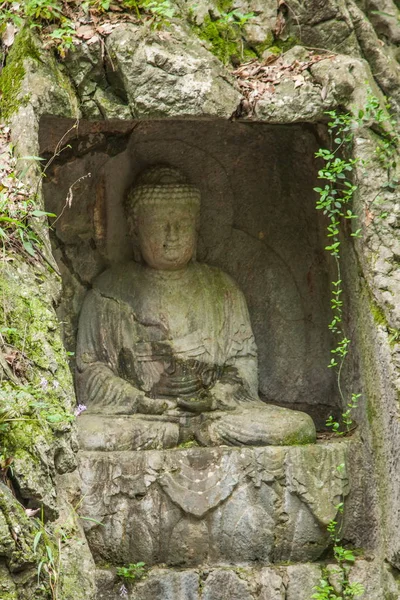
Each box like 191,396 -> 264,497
165,223 -> 179,242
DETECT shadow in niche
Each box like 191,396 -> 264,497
40,115 -> 339,429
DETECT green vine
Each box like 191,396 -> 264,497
312,90 -> 399,598
312,468 -> 364,599
314,110 -> 361,435
315,90 -> 399,436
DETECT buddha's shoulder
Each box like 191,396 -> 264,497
92,262 -> 142,295
194,263 -> 241,291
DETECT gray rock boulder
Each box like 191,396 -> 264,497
106,23 -> 241,118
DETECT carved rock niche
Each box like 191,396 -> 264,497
40,117 -> 354,584
41,116 -> 337,427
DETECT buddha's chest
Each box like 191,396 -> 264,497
131,277 -> 212,340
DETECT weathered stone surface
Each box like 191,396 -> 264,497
78,443 -> 350,567
258,568 -> 285,600
56,473 -> 98,600
94,560 -> 394,599
286,564 -> 321,600
285,0 -> 361,56
106,23 -> 240,118
7,31 -> 79,159
254,78 -> 335,123
0,563 -> 18,600
366,0 -> 400,45
202,570 -> 253,600
348,1 -> 400,112
253,52 -> 378,124
0,483 -> 37,573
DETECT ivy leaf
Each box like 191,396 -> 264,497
31,210 -> 56,218
22,239 -> 36,256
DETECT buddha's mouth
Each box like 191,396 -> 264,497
163,244 -> 183,251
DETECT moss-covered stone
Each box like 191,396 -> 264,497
0,28 -> 41,121
253,32 -> 275,57
0,563 -> 18,600
370,298 -> 388,327
194,15 -> 256,65
0,258 -> 77,515
266,36 -> 299,56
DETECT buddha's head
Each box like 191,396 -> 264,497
126,165 -> 201,271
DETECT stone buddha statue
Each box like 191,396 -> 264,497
76,166 -> 316,449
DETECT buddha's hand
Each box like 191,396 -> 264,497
136,394 -> 177,415
176,394 -> 214,414
208,381 -> 242,411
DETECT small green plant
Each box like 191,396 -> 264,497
191,4 -> 256,64
219,9 -> 255,27
47,21 -> 76,57
0,143 -> 56,257
142,0 -> 175,20
316,90 -> 399,436
312,467 -> 365,599
83,0 -> 112,12
116,562 -> 147,582
24,0 -> 63,22
33,512 -> 60,600
325,393 -> 361,435
177,439 -> 199,448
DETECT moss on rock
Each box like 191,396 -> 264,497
193,14 -> 256,65
0,28 -> 41,122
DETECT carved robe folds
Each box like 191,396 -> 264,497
76,262 -> 316,449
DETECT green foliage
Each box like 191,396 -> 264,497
0,384 -> 73,432
192,6 -> 256,65
177,439 -> 199,448
116,562 -> 147,582
312,473 -> 364,599
315,90 -> 399,436
24,0 -> 63,22
0,197 -> 55,257
33,514 -> 60,600
47,21 -> 76,57
142,0 -> 175,20
0,138 -> 55,256
0,27 -> 41,121
314,109 -> 362,434
312,88 -> 399,600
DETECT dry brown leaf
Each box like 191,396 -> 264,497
97,23 -> 117,35
87,34 -> 100,45
365,208 -> 374,227
157,31 -> 173,42
76,25 -> 96,39
273,12 -> 286,37
2,23 -> 16,48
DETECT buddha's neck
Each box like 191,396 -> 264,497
143,263 -> 194,281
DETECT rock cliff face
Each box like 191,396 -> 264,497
1,1 -> 400,598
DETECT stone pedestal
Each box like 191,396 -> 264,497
78,441 -> 350,569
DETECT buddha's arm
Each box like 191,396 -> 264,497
209,281 -> 259,408
176,280 -> 259,413
76,290 -> 168,415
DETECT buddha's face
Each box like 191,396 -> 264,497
136,203 -> 199,270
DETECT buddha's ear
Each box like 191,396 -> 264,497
195,207 -> 201,232
127,214 -> 143,263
